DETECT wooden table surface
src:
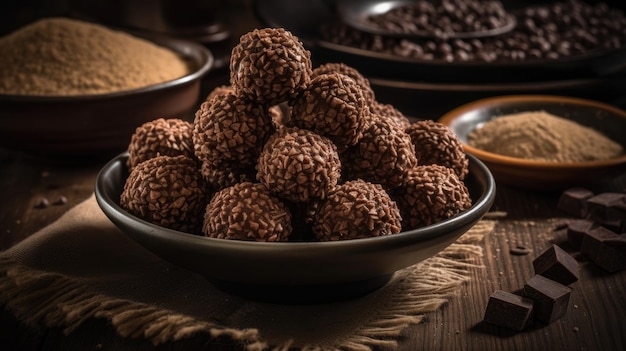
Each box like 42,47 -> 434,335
1,141 -> 625,351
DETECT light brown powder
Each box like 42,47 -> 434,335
468,111 -> 623,162
0,17 -> 190,96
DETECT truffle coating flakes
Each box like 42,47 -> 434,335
199,159 -> 257,192
312,62 -> 376,105
126,118 -> 195,172
120,155 -> 207,234
192,91 -> 275,166
313,179 -> 402,241
257,126 -> 341,203
229,28 -> 312,105
290,73 -> 368,150
342,116 -> 417,189
371,101 -> 411,130
392,164 -> 471,231
204,85 -> 234,102
406,120 -> 469,179
203,182 -> 293,242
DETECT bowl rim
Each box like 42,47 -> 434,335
316,39 -> 623,70
94,152 -> 496,252
0,32 -> 213,102
438,94 -> 626,170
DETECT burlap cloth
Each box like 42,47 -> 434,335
0,194 -> 495,350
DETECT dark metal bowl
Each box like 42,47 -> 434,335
95,152 -> 495,303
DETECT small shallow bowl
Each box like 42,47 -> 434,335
0,32 -> 213,157
95,152 -> 495,303
439,95 -> 626,190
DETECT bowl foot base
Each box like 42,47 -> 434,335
209,275 -> 393,304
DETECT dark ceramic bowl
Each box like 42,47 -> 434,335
0,32 -> 213,157
95,153 -> 495,303
439,95 -> 626,190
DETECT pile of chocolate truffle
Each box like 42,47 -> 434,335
120,28 -> 472,242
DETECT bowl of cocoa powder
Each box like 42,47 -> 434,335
439,95 -> 626,190
0,17 -> 213,157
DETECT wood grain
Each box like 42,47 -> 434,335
2,147 -> 625,351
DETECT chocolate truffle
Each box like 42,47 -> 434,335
193,91 -> 275,167
269,104 -> 287,127
203,182 -> 293,242
312,62 -> 376,105
229,28 -> 312,105
342,117 -> 417,189
257,126 -> 341,203
121,155 -> 207,234
392,164 -> 472,230
405,120 -> 469,180
204,85 -> 234,102
313,179 -> 402,241
290,72 -> 368,150
370,101 -> 411,130
126,118 -> 195,172
199,158 -> 257,192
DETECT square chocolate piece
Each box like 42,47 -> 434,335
484,290 -> 534,331
586,192 -> 626,223
594,234 -> 626,272
566,219 -> 595,250
523,275 -> 571,324
533,244 -> 579,286
557,187 -> 594,218
580,226 -> 620,263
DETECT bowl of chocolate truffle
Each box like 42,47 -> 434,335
0,17 -> 213,157
439,95 -> 626,190
95,27 -> 496,303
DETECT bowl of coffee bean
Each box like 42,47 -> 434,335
296,0 -> 626,83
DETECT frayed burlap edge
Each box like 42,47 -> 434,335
0,257 -> 267,350
278,219 -> 495,351
0,220 -> 495,351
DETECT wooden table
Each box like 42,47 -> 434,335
1,129 -> 625,351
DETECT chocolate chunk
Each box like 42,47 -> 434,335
586,192 -> 626,223
605,234 -> 626,249
592,234 -> 626,273
34,197 -> 49,209
483,290 -> 534,331
580,226 -> 620,264
523,275 -> 571,324
557,187 -> 594,218
566,219 -> 595,250
533,244 -> 579,286
52,196 -> 68,206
